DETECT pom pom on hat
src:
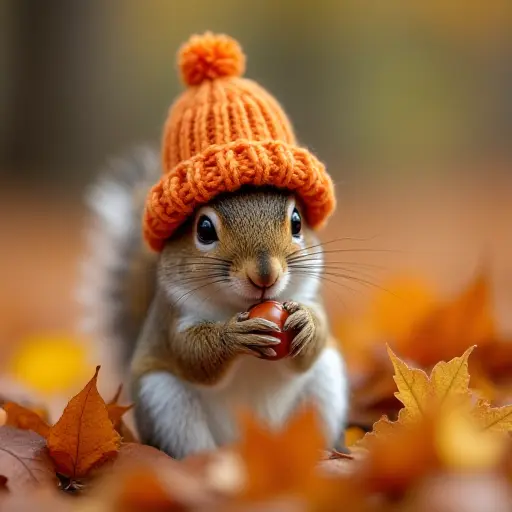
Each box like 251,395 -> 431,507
144,32 -> 336,251
178,32 -> 246,86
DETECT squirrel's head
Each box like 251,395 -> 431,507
158,187 -> 322,311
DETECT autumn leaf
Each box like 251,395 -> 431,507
112,469 -> 182,512
233,405 -> 357,509
472,399 -> 512,432
106,385 -> 136,442
236,406 -> 325,500
0,427 -> 57,492
387,346 -> 430,422
90,444 -> 221,512
430,345 -> 474,403
47,366 -> 121,479
358,414 -> 438,497
402,269 -> 495,366
2,402 -> 50,438
436,406 -> 505,470
0,487 -> 75,512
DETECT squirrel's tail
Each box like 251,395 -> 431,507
78,147 -> 159,369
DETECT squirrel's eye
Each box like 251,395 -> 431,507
291,208 -> 302,236
196,215 -> 218,245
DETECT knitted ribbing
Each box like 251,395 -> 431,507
143,32 -> 335,251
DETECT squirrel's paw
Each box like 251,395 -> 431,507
283,302 -> 316,357
226,315 -> 280,358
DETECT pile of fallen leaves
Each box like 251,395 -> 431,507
1,268 -> 512,511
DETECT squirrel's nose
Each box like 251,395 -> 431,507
246,255 -> 282,289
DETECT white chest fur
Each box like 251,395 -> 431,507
195,355 -> 312,445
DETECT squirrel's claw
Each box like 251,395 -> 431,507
283,304 -> 316,357
283,301 -> 300,315
232,316 -> 280,333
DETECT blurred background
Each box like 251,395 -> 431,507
0,0 -> 511,412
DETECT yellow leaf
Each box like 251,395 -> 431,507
387,346 -> 430,422
430,345 -> 475,404
47,366 -> 121,478
436,406 -> 505,470
472,399 -> 512,432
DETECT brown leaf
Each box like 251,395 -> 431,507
90,444 -> 220,512
359,414 -> 439,497
47,366 -> 121,479
236,406 -> 326,500
2,403 -> 50,438
0,426 -> 57,492
0,487 -> 75,512
113,470 -> 185,512
106,385 -> 137,442
403,269 -> 495,366
233,406 -> 358,509
106,443 -> 174,472
107,404 -> 133,429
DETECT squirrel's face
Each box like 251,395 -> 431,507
159,188 -> 322,311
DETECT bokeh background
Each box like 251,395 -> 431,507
0,0 -> 511,413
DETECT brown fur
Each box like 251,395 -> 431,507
131,187 -> 331,386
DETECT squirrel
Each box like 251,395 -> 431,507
80,33 -> 349,459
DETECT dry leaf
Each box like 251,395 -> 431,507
472,399 -> 512,432
88,444 -> 220,512
233,406 -> 359,510
112,468 -> 184,512
236,406 -> 326,500
436,407 -> 506,470
105,443 -> 174,473
106,385 -> 136,442
430,346 -> 474,402
0,487 -> 75,512
47,366 -> 121,479
387,346 -> 430,422
402,269 -> 494,366
360,415 -> 438,497
355,346 -> 512,499
387,345 -> 475,424
2,403 -> 50,438
0,426 -> 57,492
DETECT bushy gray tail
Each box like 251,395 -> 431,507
78,147 -> 160,368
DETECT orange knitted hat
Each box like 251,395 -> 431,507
143,32 -> 335,251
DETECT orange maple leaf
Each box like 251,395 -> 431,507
47,366 -> 121,479
2,402 -> 50,438
402,269 -> 495,366
107,384 -> 135,436
233,406 -> 358,509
